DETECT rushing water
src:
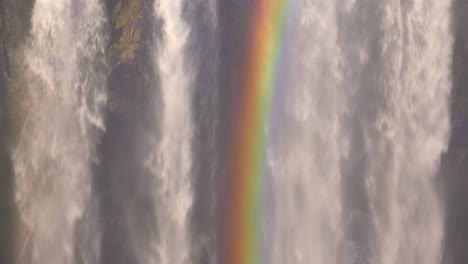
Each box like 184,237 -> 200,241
262,0 -> 451,263
7,0 -> 453,263
336,1 -> 451,263
263,1 -> 345,263
13,0 -> 107,263
146,0 -> 194,263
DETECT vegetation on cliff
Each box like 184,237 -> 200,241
105,0 -> 155,120
108,0 -> 144,66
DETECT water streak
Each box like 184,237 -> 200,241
10,1 -> 452,263
14,0 -> 107,263
364,1 -> 451,263
263,0 -> 452,264
264,1 -> 345,263
147,0 -> 194,263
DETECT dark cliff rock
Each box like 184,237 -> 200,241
0,1 -> 33,263
442,1 -> 468,263
93,1 -> 158,263
105,0 -> 155,121
0,4 -> 12,263
108,0 -> 145,66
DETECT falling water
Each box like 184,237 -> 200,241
359,1 -> 452,263
5,0 -> 453,263
263,0 -> 452,264
13,0 -> 107,263
264,1 -> 345,263
147,0 -> 193,263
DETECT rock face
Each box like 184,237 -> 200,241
0,4 -> 13,264
0,1 -> 33,263
442,2 -> 468,263
94,1 -> 157,263
108,0 -> 145,66
105,0 -> 155,120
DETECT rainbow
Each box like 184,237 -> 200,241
224,0 -> 292,263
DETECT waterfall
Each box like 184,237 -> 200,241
13,0 -> 107,263
336,0 -> 451,263
357,1 -> 451,263
185,1 -> 220,263
6,0 -> 453,263
147,0 -> 194,263
263,0 -> 452,263
264,1 -> 345,263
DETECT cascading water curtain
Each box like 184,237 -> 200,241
13,0 -> 107,263
8,0 -> 452,263
265,1 -> 346,263
146,0 -> 194,263
221,0 -> 452,264
358,1 -> 452,263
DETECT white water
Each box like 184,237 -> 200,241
363,1 -> 451,263
146,0 -> 194,263
14,0 -> 107,263
9,0 -> 452,263
264,0 -> 452,264
264,1 -> 345,263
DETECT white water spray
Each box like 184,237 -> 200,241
364,1 -> 451,263
9,0 -> 452,263
265,1 -> 345,263
264,0 -> 452,264
147,0 -> 194,263
14,0 -> 107,263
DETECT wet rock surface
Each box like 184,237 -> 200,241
94,1 -> 157,263
442,2 -> 468,263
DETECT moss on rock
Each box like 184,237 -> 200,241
108,0 -> 145,66
105,0 -> 154,118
